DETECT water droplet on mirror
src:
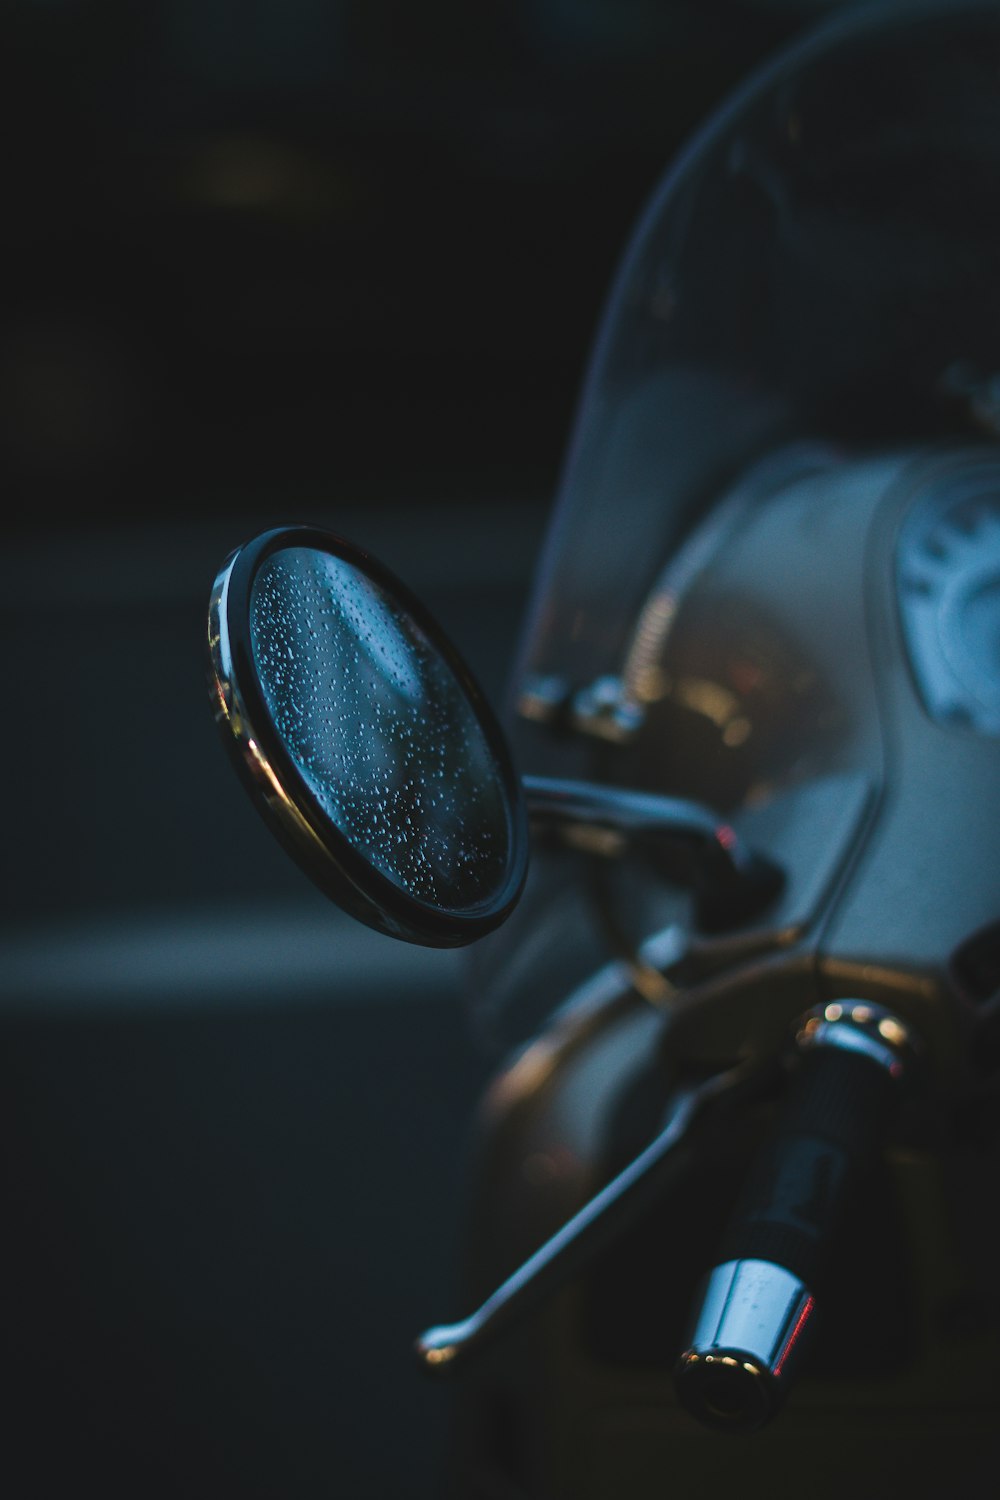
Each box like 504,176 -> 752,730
248,545 -> 511,911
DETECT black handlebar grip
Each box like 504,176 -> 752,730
717,1035 -> 896,1286
675,1001 -> 915,1432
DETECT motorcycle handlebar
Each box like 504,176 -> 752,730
674,1001 -> 917,1431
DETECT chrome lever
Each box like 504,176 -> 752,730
415,1058 -> 764,1373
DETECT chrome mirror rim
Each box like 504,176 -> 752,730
207,525 -> 529,947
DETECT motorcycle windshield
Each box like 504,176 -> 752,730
473,0 -> 1000,1048
512,0 -> 1000,727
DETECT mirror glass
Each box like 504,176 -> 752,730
242,541 -> 519,921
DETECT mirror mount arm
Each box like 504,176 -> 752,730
522,775 -> 784,931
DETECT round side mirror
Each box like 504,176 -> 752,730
208,527 -> 529,947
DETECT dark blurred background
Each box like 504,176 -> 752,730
1,2 -> 847,1496
1,0 -> 835,530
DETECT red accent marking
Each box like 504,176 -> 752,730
716,824 -> 737,851
773,1295 -> 815,1378
729,660 -> 763,696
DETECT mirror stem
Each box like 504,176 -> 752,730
522,775 -> 784,930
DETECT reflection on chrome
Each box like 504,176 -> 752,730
676,1260 -> 813,1431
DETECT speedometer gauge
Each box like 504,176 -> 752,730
896,463 -> 1000,735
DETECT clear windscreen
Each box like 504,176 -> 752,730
513,0 -> 1000,721
472,0 -> 1000,1049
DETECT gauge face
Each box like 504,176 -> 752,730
896,466 -> 1000,734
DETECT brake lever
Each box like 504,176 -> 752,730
415,1054 -> 768,1372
